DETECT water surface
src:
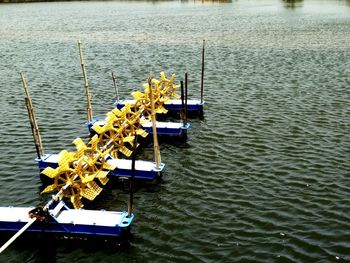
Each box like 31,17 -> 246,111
0,0 -> 350,262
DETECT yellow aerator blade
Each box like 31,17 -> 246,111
73,137 -> 87,157
119,146 -> 132,157
92,123 -> 105,134
103,161 -> 117,171
41,167 -> 59,178
41,183 -> 57,194
132,90 -> 146,100
136,128 -> 148,138
89,135 -> 99,151
111,108 -> 122,117
81,173 -> 96,184
123,136 -> 134,143
73,137 -> 86,150
169,73 -> 175,83
152,79 -> 161,86
155,106 -> 168,114
81,181 -> 103,201
71,195 -> 83,209
160,71 -> 168,81
98,177 -> 109,186
95,170 -> 109,179
106,111 -> 119,123
58,150 -> 73,169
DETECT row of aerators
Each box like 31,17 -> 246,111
0,41 -> 205,250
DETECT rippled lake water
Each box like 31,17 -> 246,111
0,0 -> 350,262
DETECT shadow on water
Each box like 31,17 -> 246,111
0,232 -> 131,263
282,0 -> 303,8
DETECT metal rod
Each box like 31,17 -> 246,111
128,134 -> 138,218
148,77 -> 161,169
78,40 -> 93,122
112,72 -> 120,102
0,217 -> 36,254
185,73 -> 188,125
180,80 -> 185,123
200,40 -> 205,104
21,73 -> 44,158
0,178 -> 73,253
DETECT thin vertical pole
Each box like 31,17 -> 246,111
185,73 -> 188,125
200,40 -> 205,104
112,72 -> 120,102
24,98 -> 41,159
78,40 -> 93,122
148,77 -> 161,169
180,80 -> 185,123
128,134 -> 138,218
21,73 -> 44,159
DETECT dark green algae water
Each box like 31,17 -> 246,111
1,0 -> 350,262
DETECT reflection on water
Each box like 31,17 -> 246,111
193,0 -> 233,3
282,0 -> 303,8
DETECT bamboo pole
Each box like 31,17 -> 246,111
112,72 -> 120,102
78,40 -> 93,122
148,77 -> 161,169
20,73 -> 44,159
200,40 -> 205,104
24,98 -> 42,159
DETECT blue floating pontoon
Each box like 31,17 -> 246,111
0,201 -> 133,239
88,120 -> 190,137
36,154 -> 165,180
141,121 -> 190,136
114,99 -> 204,114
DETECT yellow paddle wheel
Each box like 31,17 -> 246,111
40,72 -> 181,209
40,135 -> 116,209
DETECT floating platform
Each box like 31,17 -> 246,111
115,99 -> 204,114
0,201 -> 133,239
36,154 -> 165,180
89,120 -> 190,137
141,121 -> 190,136
88,120 -> 190,137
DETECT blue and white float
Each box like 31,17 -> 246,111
0,201 -> 133,239
36,153 -> 164,180
115,99 -> 204,115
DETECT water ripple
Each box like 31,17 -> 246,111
1,1 -> 350,262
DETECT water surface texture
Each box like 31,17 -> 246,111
0,0 -> 350,262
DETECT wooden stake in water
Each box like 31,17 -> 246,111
21,73 -> 44,159
200,40 -> 205,104
78,40 -> 93,122
148,77 -> 161,169
112,72 -> 120,102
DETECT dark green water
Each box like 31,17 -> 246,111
1,0 -> 350,262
